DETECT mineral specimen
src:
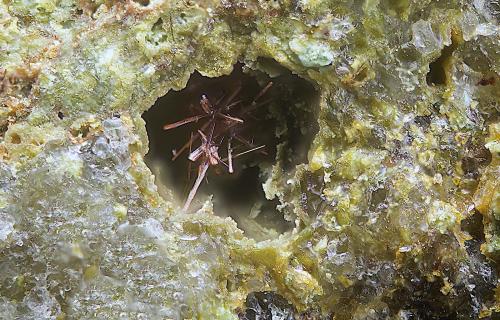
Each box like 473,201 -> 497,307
0,0 -> 499,319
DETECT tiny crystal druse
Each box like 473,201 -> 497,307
0,0 -> 499,319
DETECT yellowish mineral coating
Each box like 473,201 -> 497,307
0,0 -> 499,319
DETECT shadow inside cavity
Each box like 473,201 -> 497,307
142,62 -> 318,240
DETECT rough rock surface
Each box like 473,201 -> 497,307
0,0 -> 499,319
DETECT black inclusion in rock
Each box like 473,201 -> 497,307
239,292 -> 296,320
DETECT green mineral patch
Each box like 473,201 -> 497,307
0,0 -> 499,319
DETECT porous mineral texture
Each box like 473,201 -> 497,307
1,0 -> 499,319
